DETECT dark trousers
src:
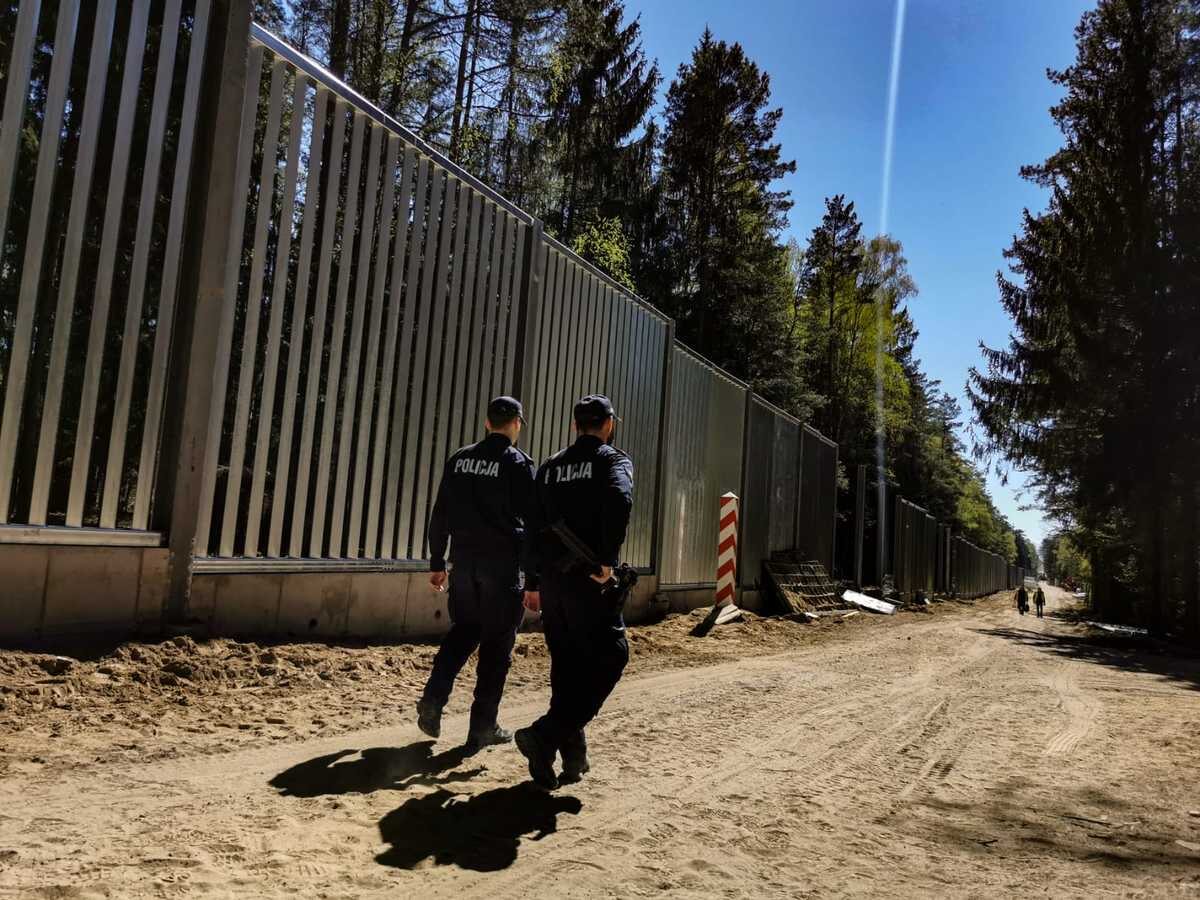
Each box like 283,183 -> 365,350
422,561 -> 524,734
531,571 -> 629,754
1036,602 -> 1044,618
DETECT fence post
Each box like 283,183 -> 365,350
650,322 -> 676,575
513,218 -> 545,401
156,0 -> 254,621
854,463 -> 865,588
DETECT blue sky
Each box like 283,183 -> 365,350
634,0 -> 1094,549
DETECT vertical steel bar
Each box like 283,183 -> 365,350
289,98 -> 348,557
427,185 -> 473,497
134,0 -> 214,530
456,199 -> 492,448
99,0 -> 186,528
267,86 -> 327,556
190,43 -> 265,552
245,69 -> 308,555
529,247 -> 557,460
408,176 -> 460,559
562,262 -> 585,448
501,221 -> 526,393
363,144 -> 415,558
0,0 -> 42,269
329,122 -> 384,556
476,210 -> 507,428
380,156 -> 431,558
27,0 -> 118,524
487,214 -> 517,403
0,0 -> 81,522
216,57 -> 287,555
65,2 -> 154,526
446,191 -> 483,450
544,250 -> 570,452
475,210 -> 504,408
346,133 -> 400,558
395,168 -> 450,558
309,110 -> 367,556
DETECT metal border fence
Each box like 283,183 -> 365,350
0,3 -> 852,631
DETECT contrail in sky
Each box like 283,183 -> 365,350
875,0 -> 906,586
880,0 -> 907,235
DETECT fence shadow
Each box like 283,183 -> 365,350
974,625 -> 1200,691
269,742 -> 484,797
907,778 -> 1200,874
376,785 -> 583,871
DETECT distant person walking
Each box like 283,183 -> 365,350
1016,584 -> 1029,616
416,397 -> 536,752
1034,584 -> 1046,618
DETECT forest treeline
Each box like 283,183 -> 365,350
258,0 -> 1033,568
972,0 -> 1200,636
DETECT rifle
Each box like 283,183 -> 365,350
547,519 -> 638,608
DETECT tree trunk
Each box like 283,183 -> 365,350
329,0 -> 351,77
449,0 -> 477,161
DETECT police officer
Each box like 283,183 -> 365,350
515,395 -> 633,790
417,396 -> 536,751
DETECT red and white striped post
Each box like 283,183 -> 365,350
716,492 -> 739,607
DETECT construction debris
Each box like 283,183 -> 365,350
843,590 -> 897,615
762,554 -> 843,614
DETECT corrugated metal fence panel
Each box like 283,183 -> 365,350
0,0 -> 210,533
799,426 -> 837,573
739,397 -> 786,586
195,26 -> 533,562
523,237 -> 667,569
769,417 -> 801,554
659,344 -> 747,586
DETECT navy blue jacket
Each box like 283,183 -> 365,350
525,435 -> 634,590
427,433 -> 536,572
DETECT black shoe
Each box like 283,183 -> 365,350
466,724 -> 513,752
416,698 -> 442,739
560,730 -> 591,784
515,727 -> 558,790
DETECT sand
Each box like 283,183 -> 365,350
1,586 -> 1198,897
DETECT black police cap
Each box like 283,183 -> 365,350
573,394 -> 619,422
487,395 -> 525,423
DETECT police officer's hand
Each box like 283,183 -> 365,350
590,565 -> 613,584
523,590 -> 540,612
430,570 -> 448,592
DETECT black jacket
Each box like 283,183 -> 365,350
427,433 -> 536,571
525,434 -> 634,590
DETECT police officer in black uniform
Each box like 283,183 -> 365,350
515,395 -> 633,789
417,396 -> 536,751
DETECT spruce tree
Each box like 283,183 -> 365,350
658,29 -> 798,401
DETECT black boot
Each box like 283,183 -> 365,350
515,727 -> 559,790
466,723 -> 513,752
560,730 -> 590,784
416,698 -> 443,739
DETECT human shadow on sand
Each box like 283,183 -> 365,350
376,785 -> 583,871
270,741 -> 485,797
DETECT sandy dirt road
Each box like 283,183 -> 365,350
2,585 -> 1199,898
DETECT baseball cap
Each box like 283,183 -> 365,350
573,394 -> 619,422
487,395 -> 525,423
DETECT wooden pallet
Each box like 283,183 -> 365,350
762,556 -> 842,614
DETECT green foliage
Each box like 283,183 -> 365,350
570,216 -> 635,291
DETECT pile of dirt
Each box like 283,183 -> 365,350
0,594 -> 1004,777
